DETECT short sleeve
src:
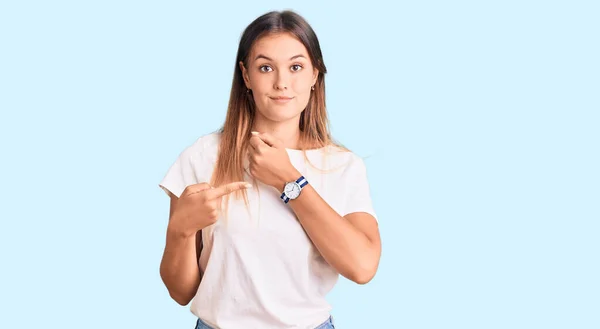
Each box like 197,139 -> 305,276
158,144 -> 200,198
341,156 -> 378,222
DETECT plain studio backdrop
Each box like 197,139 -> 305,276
0,1 -> 598,328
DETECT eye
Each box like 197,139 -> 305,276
259,65 -> 273,73
291,64 -> 303,72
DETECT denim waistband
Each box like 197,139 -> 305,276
195,315 -> 335,329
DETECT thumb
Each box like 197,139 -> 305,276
251,131 -> 283,148
182,183 -> 212,196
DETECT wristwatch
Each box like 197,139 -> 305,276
280,176 -> 308,204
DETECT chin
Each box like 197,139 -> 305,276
259,107 -> 304,123
263,113 -> 301,123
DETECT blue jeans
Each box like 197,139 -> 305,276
195,315 -> 335,329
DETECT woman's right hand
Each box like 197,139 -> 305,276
169,181 -> 252,237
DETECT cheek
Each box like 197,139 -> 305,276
302,70 -> 315,84
249,72 -> 270,90
293,75 -> 313,93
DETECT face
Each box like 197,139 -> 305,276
240,32 -> 318,123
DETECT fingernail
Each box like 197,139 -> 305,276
251,131 -> 259,135
244,183 -> 253,188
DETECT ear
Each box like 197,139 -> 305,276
312,68 -> 319,87
239,61 -> 251,89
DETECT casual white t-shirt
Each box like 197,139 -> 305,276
159,132 -> 377,329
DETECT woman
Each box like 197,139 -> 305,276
158,10 -> 381,329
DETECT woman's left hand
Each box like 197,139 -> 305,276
248,132 -> 300,190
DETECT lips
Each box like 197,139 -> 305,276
269,96 -> 294,104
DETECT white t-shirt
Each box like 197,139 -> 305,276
159,132 -> 377,329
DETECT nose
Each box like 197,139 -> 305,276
273,70 -> 289,90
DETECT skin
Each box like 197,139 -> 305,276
160,182 -> 251,305
159,32 -> 381,306
242,32 -> 381,283
240,32 -> 318,149
248,132 -> 382,284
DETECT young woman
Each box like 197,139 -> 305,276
158,10 -> 381,329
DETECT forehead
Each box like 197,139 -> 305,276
250,32 -> 309,60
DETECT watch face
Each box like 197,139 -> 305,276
284,182 -> 301,199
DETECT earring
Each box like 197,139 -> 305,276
311,85 -> 315,90
247,88 -> 251,94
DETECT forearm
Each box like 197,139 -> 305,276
288,183 -> 379,283
159,225 -> 202,305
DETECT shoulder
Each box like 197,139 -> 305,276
170,131 -> 221,174
183,131 -> 221,158
323,145 -> 368,173
196,131 -> 221,155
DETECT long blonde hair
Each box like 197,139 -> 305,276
210,10 -> 347,208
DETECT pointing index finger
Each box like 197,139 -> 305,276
207,181 -> 253,199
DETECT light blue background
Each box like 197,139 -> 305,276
1,1 -> 598,328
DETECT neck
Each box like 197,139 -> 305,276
252,115 -> 301,149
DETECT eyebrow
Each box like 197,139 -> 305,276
254,54 -> 306,61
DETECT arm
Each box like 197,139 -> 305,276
247,132 -> 381,284
158,181 -> 250,305
284,170 -> 381,284
159,192 -> 203,306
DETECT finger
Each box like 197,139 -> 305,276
248,134 -> 260,149
254,132 -> 282,149
207,181 -> 252,199
182,183 -> 213,196
246,148 -> 257,168
249,135 -> 265,151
